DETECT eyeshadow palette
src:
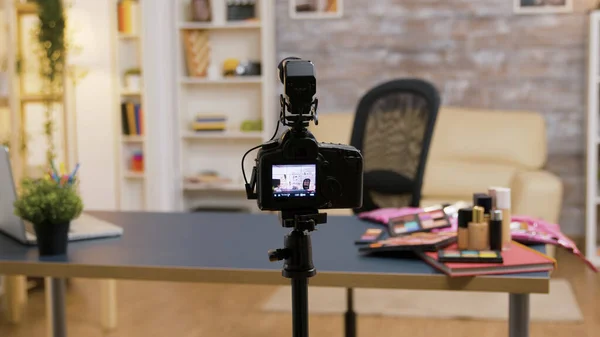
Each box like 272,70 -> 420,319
355,228 -> 386,244
358,232 -> 457,254
387,207 -> 451,237
437,249 -> 504,264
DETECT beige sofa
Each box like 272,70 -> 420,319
309,106 -> 563,224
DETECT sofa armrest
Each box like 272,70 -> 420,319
511,170 -> 563,224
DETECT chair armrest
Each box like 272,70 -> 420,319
511,170 -> 563,224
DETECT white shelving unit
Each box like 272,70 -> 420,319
111,0 -> 148,210
173,0 -> 276,211
586,11 -> 600,267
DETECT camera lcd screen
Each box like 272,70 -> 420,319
272,164 -> 316,198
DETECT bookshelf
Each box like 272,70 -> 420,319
112,0 -> 147,210
173,0 -> 276,211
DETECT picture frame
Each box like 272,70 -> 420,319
289,0 -> 343,19
513,0 -> 573,14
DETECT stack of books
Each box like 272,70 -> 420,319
121,102 -> 143,135
117,0 -> 139,35
191,114 -> 227,132
417,241 -> 556,277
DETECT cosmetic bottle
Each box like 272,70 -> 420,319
457,208 -> 472,250
489,210 -> 503,250
468,206 -> 489,250
488,187 -> 500,209
473,193 -> 488,207
494,187 -> 512,248
475,195 -> 493,224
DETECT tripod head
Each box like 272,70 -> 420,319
279,209 -> 327,232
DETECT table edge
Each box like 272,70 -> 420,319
0,261 -> 550,294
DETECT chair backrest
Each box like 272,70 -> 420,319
350,79 -> 440,213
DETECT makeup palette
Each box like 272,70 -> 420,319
437,249 -> 504,264
355,228 -> 386,244
388,207 -> 451,236
358,232 -> 457,254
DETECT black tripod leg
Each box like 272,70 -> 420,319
344,288 -> 356,337
292,278 -> 309,337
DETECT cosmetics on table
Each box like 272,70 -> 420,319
437,249 -> 503,264
387,207 -> 451,236
474,194 -> 493,223
457,208 -> 472,250
489,210 -> 503,250
473,193 -> 488,208
358,232 -> 457,254
468,206 -> 489,250
355,228 -> 385,245
492,187 -> 512,249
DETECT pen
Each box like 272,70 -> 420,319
59,162 -> 66,176
68,163 -> 80,181
50,160 -> 59,177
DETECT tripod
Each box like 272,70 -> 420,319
268,210 -> 327,337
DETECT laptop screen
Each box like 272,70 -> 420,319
0,147 -> 29,242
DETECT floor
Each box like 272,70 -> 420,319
0,248 -> 598,337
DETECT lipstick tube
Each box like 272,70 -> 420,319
489,210 -> 503,250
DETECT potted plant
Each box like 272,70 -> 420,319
13,173 -> 83,256
124,68 -> 142,92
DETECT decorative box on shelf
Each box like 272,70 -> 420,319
182,29 -> 210,77
227,0 -> 256,21
222,58 -> 261,77
190,0 -> 211,22
130,151 -> 144,172
191,114 -> 227,132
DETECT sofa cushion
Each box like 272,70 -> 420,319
429,107 -> 547,170
422,159 -> 517,199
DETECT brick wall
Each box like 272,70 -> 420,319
276,0 -> 596,236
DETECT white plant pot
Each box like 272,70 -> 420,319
124,74 -> 142,92
0,72 -> 8,97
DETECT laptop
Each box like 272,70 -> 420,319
0,147 -> 123,245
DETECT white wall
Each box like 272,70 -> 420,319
141,0 -> 177,211
68,0 -> 117,210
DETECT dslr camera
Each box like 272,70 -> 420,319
244,58 -> 363,212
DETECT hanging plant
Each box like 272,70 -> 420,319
34,0 -> 66,165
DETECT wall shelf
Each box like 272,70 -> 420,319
15,2 -> 36,14
174,0 -> 276,211
122,135 -> 145,143
180,76 -> 263,85
182,182 -> 245,192
121,90 -> 142,96
112,0 -> 147,211
181,131 -> 263,140
178,21 -> 261,30
124,171 -> 145,179
119,33 -> 139,39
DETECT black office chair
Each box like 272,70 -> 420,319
350,79 -> 441,213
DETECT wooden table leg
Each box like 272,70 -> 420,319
100,279 -> 118,331
3,275 -> 27,323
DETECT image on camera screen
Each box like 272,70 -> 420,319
272,164 -> 316,198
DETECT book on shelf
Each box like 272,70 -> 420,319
417,241 -> 556,277
117,0 -> 139,35
121,102 -> 144,136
